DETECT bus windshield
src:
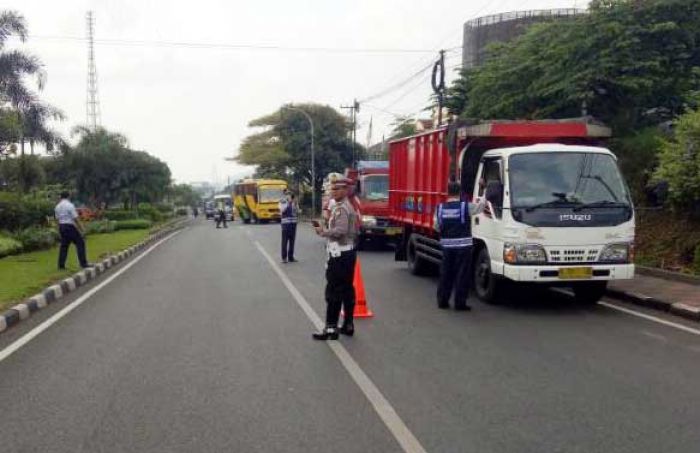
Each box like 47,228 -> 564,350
259,186 -> 285,203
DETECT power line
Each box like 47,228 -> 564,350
358,61 -> 434,104
30,34 -> 440,54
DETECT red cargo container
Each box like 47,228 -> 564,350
389,120 -> 610,237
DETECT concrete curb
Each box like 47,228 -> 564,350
0,219 -> 188,334
605,286 -> 700,323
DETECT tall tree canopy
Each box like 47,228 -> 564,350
445,0 -> 700,133
237,103 -> 361,196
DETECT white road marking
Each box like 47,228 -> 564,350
599,301 -> 700,336
0,230 -> 183,364
253,240 -> 427,453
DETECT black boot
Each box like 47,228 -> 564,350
312,326 -> 339,340
339,323 -> 354,337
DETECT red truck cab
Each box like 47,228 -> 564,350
345,161 -> 401,248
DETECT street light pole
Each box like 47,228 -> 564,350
283,105 -> 315,215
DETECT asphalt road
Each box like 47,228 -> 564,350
1,219 -> 700,453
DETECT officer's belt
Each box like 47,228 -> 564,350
328,243 -> 354,252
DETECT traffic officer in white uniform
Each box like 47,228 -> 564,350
312,176 -> 358,340
55,191 -> 91,270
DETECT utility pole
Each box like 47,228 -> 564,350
341,99 -> 360,164
431,50 -> 446,126
86,11 -> 101,131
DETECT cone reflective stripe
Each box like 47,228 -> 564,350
352,257 -> 373,318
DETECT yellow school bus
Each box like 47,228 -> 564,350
233,179 -> 288,223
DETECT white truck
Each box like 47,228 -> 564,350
389,119 -> 635,304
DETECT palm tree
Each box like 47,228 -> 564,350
22,101 -> 65,154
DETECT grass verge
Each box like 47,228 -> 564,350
0,229 -> 150,312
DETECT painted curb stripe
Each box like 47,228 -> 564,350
0,316 -> 6,332
1,310 -> 19,328
43,288 -> 56,303
32,294 -> 47,309
27,300 -> 39,312
11,304 -> 29,320
48,285 -> 63,300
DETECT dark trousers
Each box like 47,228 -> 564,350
58,224 -> 88,269
437,246 -> 474,308
325,250 -> 356,327
281,223 -> 297,261
216,211 -> 227,228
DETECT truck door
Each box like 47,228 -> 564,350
473,157 -> 505,247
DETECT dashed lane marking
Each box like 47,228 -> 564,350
253,240 -> 428,453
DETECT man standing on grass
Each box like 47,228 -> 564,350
55,191 -> 92,270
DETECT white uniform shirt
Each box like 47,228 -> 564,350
55,199 -> 78,225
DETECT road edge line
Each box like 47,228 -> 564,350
253,240 -> 428,453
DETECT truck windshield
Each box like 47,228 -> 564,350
509,152 -> 630,210
362,175 -> 389,201
259,187 -> 285,203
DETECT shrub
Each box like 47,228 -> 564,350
114,219 -> 152,230
137,203 -> 163,223
155,203 -> 173,213
12,227 -> 59,252
103,210 -> 139,221
84,220 -> 116,235
0,192 -> 54,231
0,234 -> 23,258
175,207 -> 187,216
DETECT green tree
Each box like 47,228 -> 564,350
238,103 -> 361,203
653,107 -> 700,208
389,116 -> 417,140
170,183 -> 201,207
446,0 -> 700,133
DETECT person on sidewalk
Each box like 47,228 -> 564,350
312,176 -> 358,340
434,182 -> 484,311
279,191 -> 299,263
55,191 -> 92,270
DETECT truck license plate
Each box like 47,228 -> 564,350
559,267 -> 593,279
385,227 -> 402,235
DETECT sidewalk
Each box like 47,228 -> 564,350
607,270 -> 700,321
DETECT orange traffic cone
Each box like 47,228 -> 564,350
351,257 -> 373,318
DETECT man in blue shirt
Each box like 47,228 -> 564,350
54,191 -> 91,270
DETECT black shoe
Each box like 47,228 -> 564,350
58,266 -> 66,270
288,258 -> 297,263
454,304 -> 472,311
339,324 -> 354,336
312,327 -> 339,340
282,259 -> 288,263
81,263 -> 94,269
438,303 -> 450,309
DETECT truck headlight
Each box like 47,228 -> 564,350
504,243 -> 546,264
362,215 -> 377,227
599,243 -> 631,263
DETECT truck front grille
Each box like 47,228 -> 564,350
547,248 -> 600,263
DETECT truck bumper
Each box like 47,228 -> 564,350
361,226 -> 403,238
502,263 -> 635,282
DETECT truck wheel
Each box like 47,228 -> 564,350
243,218 -> 250,224
406,235 -> 427,276
572,281 -> 608,305
474,247 -> 500,303
252,214 -> 258,224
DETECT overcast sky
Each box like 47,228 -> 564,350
8,0 -> 587,185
